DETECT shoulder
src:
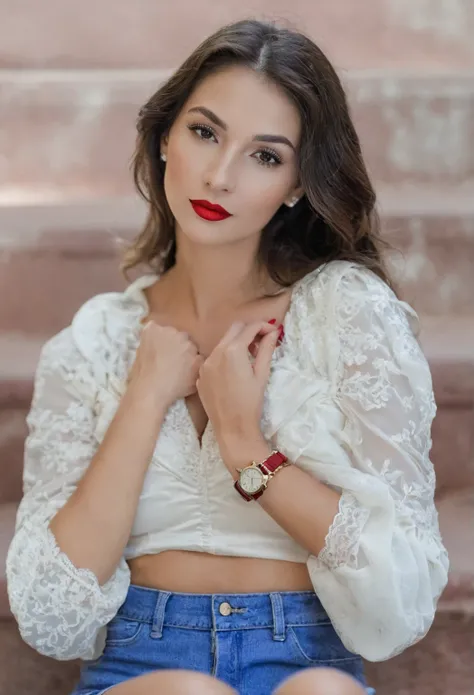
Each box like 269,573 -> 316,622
298,259 -> 393,304
296,260 -> 419,334
72,275 -> 156,354
40,276 -> 156,381
287,260 -> 424,379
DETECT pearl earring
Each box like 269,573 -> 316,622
287,196 -> 299,208
161,153 -> 167,162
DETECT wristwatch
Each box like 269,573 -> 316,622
234,450 -> 289,501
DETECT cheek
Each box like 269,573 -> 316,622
165,129 -> 205,192
165,143 -> 190,191
243,177 -> 290,218
163,149 -> 200,220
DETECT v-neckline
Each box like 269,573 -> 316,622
179,397 -> 211,453
129,263 -> 328,455
177,291 -> 297,455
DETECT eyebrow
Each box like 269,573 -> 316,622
187,106 -> 296,151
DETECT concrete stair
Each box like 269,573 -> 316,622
0,1 -> 473,693
1,0 -> 474,71
1,71 -> 473,203
0,187 -> 472,334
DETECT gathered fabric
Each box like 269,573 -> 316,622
6,260 -> 448,663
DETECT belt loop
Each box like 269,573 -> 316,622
270,593 -> 286,642
150,591 -> 172,639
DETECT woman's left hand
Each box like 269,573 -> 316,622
196,320 -> 281,462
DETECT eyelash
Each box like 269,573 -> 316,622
187,123 -> 283,168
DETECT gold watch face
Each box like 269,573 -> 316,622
240,467 -> 265,494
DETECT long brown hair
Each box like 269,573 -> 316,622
123,18 -> 396,291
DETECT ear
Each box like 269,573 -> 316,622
160,134 -> 169,161
284,185 -> 304,209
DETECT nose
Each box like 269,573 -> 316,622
204,150 -> 236,194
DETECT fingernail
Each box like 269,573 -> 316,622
268,319 -> 284,344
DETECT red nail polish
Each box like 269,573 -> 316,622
268,319 -> 284,344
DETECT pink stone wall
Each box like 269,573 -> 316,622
1,0 -> 474,70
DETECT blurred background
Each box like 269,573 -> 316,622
0,1 -> 473,694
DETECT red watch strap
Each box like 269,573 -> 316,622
259,451 -> 288,474
234,451 -> 288,502
234,480 -> 263,501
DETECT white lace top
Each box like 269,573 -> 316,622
6,260 -> 449,663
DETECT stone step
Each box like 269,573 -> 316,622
419,318 -> 474,495
0,501 -> 18,616
0,189 -> 472,335
0,199 -> 133,336
1,0 -> 473,71
0,311 -> 472,503
366,489 -> 474,693
0,335 -> 45,505
380,185 -> 474,315
0,71 -> 473,197
436,489 -> 474,613
365,613 -> 474,695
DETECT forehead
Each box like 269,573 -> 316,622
184,65 -> 301,141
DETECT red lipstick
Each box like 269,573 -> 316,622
190,199 -> 232,222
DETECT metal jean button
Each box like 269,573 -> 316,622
219,602 -> 232,616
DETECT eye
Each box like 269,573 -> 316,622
188,123 -> 217,142
253,149 -> 282,168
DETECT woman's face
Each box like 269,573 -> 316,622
161,65 -> 303,247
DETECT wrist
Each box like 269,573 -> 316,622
219,432 -> 273,478
124,377 -> 170,421
234,449 -> 290,502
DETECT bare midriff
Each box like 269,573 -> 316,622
128,550 -> 313,594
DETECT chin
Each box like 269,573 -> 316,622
178,216 -> 232,241
177,224 -> 222,246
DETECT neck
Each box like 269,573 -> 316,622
168,234 -> 278,322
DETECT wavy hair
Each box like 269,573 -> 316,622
123,18 -> 396,292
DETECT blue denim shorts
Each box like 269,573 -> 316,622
72,584 -> 375,695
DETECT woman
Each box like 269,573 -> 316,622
6,18 -> 448,695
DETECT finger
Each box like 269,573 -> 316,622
253,329 -> 280,383
141,318 -> 164,333
249,321 -> 284,356
195,353 -> 206,369
233,321 -> 279,350
224,322 -> 278,373
248,339 -> 258,359
217,321 -> 246,348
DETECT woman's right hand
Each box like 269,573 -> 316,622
128,319 -> 204,407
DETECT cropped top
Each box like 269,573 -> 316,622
6,260 -> 449,663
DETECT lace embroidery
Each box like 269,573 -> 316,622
6,261 -> 449,663
318,493 -> 371,568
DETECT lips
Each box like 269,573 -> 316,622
190,199 -> 232,222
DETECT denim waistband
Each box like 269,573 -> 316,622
117,585 -> 330,640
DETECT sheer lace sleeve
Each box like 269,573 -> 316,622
302,263 -> 449,661
6,328 -> 131,661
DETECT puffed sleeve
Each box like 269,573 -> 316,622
6,328 -> 131,661
302,263 -> 449,661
